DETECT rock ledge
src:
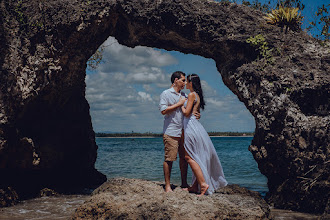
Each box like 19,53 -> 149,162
72,178 -> 272,219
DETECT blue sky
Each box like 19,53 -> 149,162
86,0 -> 328,133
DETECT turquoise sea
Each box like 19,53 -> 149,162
95,136 -> 268,196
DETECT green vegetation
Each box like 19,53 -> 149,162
307,4 -> 330,41
246,34 -> 275,65
87,0 -> 328,70
264,6 -> 303,31
241,0 -> 272,13
95,132 -> 254,137
283,86 -> 292,94
218,0 -> 305,13
14,0 -> 29,33
87,46 -> 105,70
208,132 -> 254,136
14,0 -> 25,23
13,0 -> 45,35
87,42 -> 116,70
219,0 -> 329,42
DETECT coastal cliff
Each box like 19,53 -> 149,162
0,0 -> 329,214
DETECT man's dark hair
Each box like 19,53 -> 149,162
171,71 -> 185,84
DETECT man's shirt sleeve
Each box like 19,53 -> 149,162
159,91 -> 168,112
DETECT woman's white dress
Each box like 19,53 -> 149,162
183,96 -> 227,194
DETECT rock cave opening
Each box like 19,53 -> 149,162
85,36 -> 267,195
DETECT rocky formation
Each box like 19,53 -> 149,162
0,0 -> 328,214
72,178 -> 272,219
0,0 -> 107,204
0,187 -> 18,207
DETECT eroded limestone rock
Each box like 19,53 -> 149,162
72,178 -> 272,219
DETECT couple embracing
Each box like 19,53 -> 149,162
159,71 -> 227,195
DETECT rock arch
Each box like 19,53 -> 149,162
0,0 -> 329,214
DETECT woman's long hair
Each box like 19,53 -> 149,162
187,74 -> 205,110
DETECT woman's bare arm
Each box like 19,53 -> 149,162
181,93 -> 196,117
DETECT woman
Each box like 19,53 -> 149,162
181,74 -> 227,195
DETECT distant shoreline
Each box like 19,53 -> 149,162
97,136 -> 158,138
95,132 -> 254,138
210,136 -> 253,137
97,136 -> 254,138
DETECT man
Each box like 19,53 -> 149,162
159,71 -> 191,192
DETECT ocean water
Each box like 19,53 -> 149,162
95,136 -> 268,196
0,136 -> 268,219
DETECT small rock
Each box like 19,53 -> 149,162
39,188 -> 58,197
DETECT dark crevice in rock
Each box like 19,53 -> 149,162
290,86 -> 330,116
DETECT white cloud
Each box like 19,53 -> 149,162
205,98 -> 225,108
143,84 -> 153,92
85,37 -> 178,132
201,80 -> 217,97
86,36 -> 255,132
138,91 -> 153,102
98,37 -> 177,74
126,69 -> 166,84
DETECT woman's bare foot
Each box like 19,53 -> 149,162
198,183 -> 209,196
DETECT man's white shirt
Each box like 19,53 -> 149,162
159,87 -> 187,137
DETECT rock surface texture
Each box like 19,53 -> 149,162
72,178 -> 272,219
0,0 -> 329,214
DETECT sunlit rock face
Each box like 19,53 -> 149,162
72,178 -> 272,219
0,0 -> 329,213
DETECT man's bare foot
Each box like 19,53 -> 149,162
180,184 -> 190,191
198,183 -> 209,196
165,186 -> 173,192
